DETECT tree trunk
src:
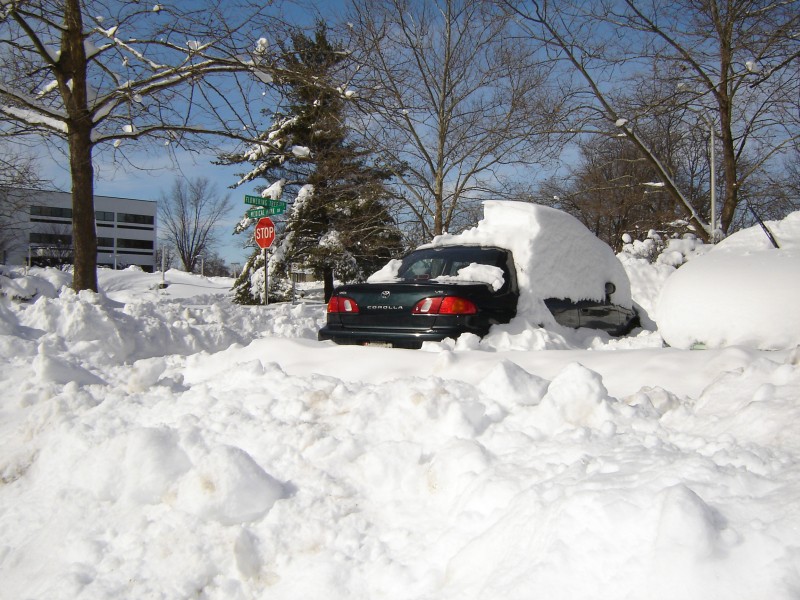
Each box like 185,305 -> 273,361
716,83 -> 738,234
70,127 -> 98,292
323,266 -> 334,303
63,0 -> 98,292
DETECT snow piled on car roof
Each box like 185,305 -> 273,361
426,201 -> 633,327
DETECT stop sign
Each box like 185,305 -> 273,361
254,217 -> 276,249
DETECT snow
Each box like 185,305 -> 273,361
254,70 -> 273,84
366,259 -> 505,291
436,263 -> 505,291
260,179 -> 285,200
291,145 -> 311,158
36,80 -> 59,98
0,105 -> 67,133
657,211 -> 800,350
1,210 -> 800,599
366,258 -> 402,282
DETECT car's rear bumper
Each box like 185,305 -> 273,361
317,324 -> 481,349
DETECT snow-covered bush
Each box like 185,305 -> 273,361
620,230 -> 665,263
231,250 -> 292,305
620,230 -> 709,267
0,266 -> 62,302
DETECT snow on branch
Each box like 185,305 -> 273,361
0,104 -> 68,133
0,80 -> 68,127
93,29 -> 168,71
262,179 -> 285,199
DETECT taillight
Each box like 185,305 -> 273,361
327,296 -> 360,313
439,296 -> 477,314
412,296 -> 477,315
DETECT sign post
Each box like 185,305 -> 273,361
245,193 -> 286,305
254,217 -> 276,305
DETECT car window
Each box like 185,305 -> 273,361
403,257 -> 444,279
398,247 -> 510,282
449,260 -> 474,274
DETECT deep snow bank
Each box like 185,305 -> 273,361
2,333 -> 799,599
2,259 -> 800,599
657,211 -> 800,350
0,267 -> 324,368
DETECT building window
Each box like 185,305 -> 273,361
96,210 -> 115,222
117,238 -> 154,250
97,237 -> 115,248
30,232 -> 72,245
117,213 -> 155,226
31,206 -> 72,219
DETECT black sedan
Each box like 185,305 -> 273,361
318,245 -> 638,349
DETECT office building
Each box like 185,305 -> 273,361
1,188 -> 157,272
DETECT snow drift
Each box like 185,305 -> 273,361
657,211 -> 800,349
0,257 -> 799,599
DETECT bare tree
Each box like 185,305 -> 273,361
537,83 -> 723,248
159,177 -> 231,273
29,222 -> 73,270
346,0 -> 565,242
537,136 -> 680,250
199,250 -> 231,277
777,148 -> 800,217
505,0 -> 800,240
0,0 -> 284,292
154,244 -> 177,272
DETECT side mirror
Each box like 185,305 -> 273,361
604,282 -> 616,303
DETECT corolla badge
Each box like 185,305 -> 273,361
381,290 -> 391,298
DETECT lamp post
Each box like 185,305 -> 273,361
675,82 -> 718,241
698,112 -> 717,243
682,106 -> 717,242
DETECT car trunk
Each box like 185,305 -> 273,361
329,281 -> 494,330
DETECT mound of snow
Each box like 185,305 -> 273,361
714,211 -> 800,254
657,211 -> 800,350
0,266 -> 64,301
3,252 -> 800,598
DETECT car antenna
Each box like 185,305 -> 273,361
746,201 -> 780,249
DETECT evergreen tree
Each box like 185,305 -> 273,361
222,22 -> 402,303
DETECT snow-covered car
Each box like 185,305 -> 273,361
657,210 -> 800,350
318,202 -> 639,348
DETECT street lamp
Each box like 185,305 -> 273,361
698,112 -> 717,243
677,102 -> 717,242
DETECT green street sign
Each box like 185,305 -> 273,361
247,207 -> 283,218
244,195 -> 287,213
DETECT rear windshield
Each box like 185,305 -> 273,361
397,246 -> 509,281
